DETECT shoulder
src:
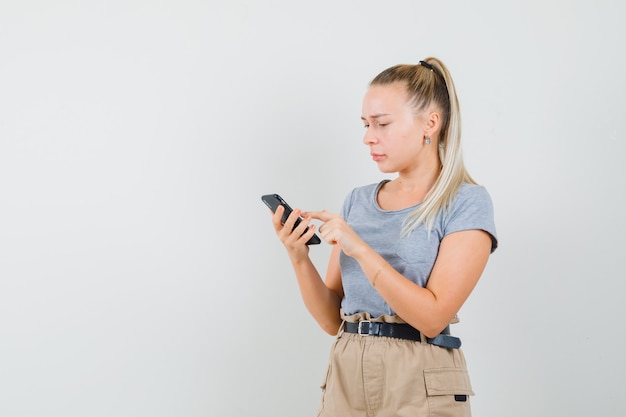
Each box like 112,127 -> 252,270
444,182 -> 498,252
451,183 -> 494,209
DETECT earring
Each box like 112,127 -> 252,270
425,138 -> 431,145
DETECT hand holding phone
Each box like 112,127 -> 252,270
261,194 -> 321,245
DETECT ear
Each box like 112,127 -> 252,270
423,111 -> 441,138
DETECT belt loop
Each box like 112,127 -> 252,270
419,331 -> 428,344
336,320 -> 346,338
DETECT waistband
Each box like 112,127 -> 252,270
343,321 -> 461,349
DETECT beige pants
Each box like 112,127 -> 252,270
317,314 -> 474,417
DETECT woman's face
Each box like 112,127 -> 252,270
361,82 -> 432,174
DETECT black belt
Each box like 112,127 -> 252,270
343,321 -> 461,349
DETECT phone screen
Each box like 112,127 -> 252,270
261,194 -> 321,245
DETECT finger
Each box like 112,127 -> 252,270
322,231 -> 339,245
292,211 -> 312,237
307,210 -> 334,222
297,222 -> 317,244
283,207 -> 302,233
321,234 -> 340,246
317,225 -> 337,245
271,205 -> 285,230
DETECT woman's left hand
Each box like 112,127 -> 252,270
307,210 -> 366,258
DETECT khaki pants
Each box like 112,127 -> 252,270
317,316 -> 474,417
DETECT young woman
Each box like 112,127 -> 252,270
270,57 -> 498,417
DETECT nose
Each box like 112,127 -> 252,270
363,128 -> 377,145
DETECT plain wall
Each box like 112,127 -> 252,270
1,1 -> 625,416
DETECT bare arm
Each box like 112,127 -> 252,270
271,206 -> 344,335
290,245 -> 343,335
351,229 -> 491,337
310,210 -> 492,338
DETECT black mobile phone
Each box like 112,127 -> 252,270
261,194 -> 321,245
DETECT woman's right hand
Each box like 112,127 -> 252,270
271,205 -> 316,261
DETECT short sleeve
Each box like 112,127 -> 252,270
443,185 -> 498,253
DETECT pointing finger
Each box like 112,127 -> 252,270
307,210 -> 334,222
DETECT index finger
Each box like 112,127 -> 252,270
307,210 -> 335,222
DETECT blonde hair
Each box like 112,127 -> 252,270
370,57 -> 476,235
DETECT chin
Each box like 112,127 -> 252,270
377,165 -> 396,174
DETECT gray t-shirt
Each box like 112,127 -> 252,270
339,180 -> 498,317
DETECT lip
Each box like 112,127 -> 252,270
371,153 -> 385,162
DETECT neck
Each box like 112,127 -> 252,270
395,159 -> 441,193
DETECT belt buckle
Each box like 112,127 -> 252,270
357,320 -> 371,336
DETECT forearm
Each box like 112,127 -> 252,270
353,248 -> 446,337
351,230 -> 491,338
290,257 -> 343,335
373,268 -> 448,338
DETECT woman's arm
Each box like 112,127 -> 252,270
354,229 -> 492,338
310,210 -> 492,338
271,206 -> 344,335
291,245 -> 344,335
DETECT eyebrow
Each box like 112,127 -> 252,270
361,113 -> 390,121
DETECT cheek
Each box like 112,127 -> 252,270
397,135 -> 424,159
397,132 -> 419,149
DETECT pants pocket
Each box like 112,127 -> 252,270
424,368 -> 474,417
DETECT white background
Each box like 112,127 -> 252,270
1,1 -> 624,416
